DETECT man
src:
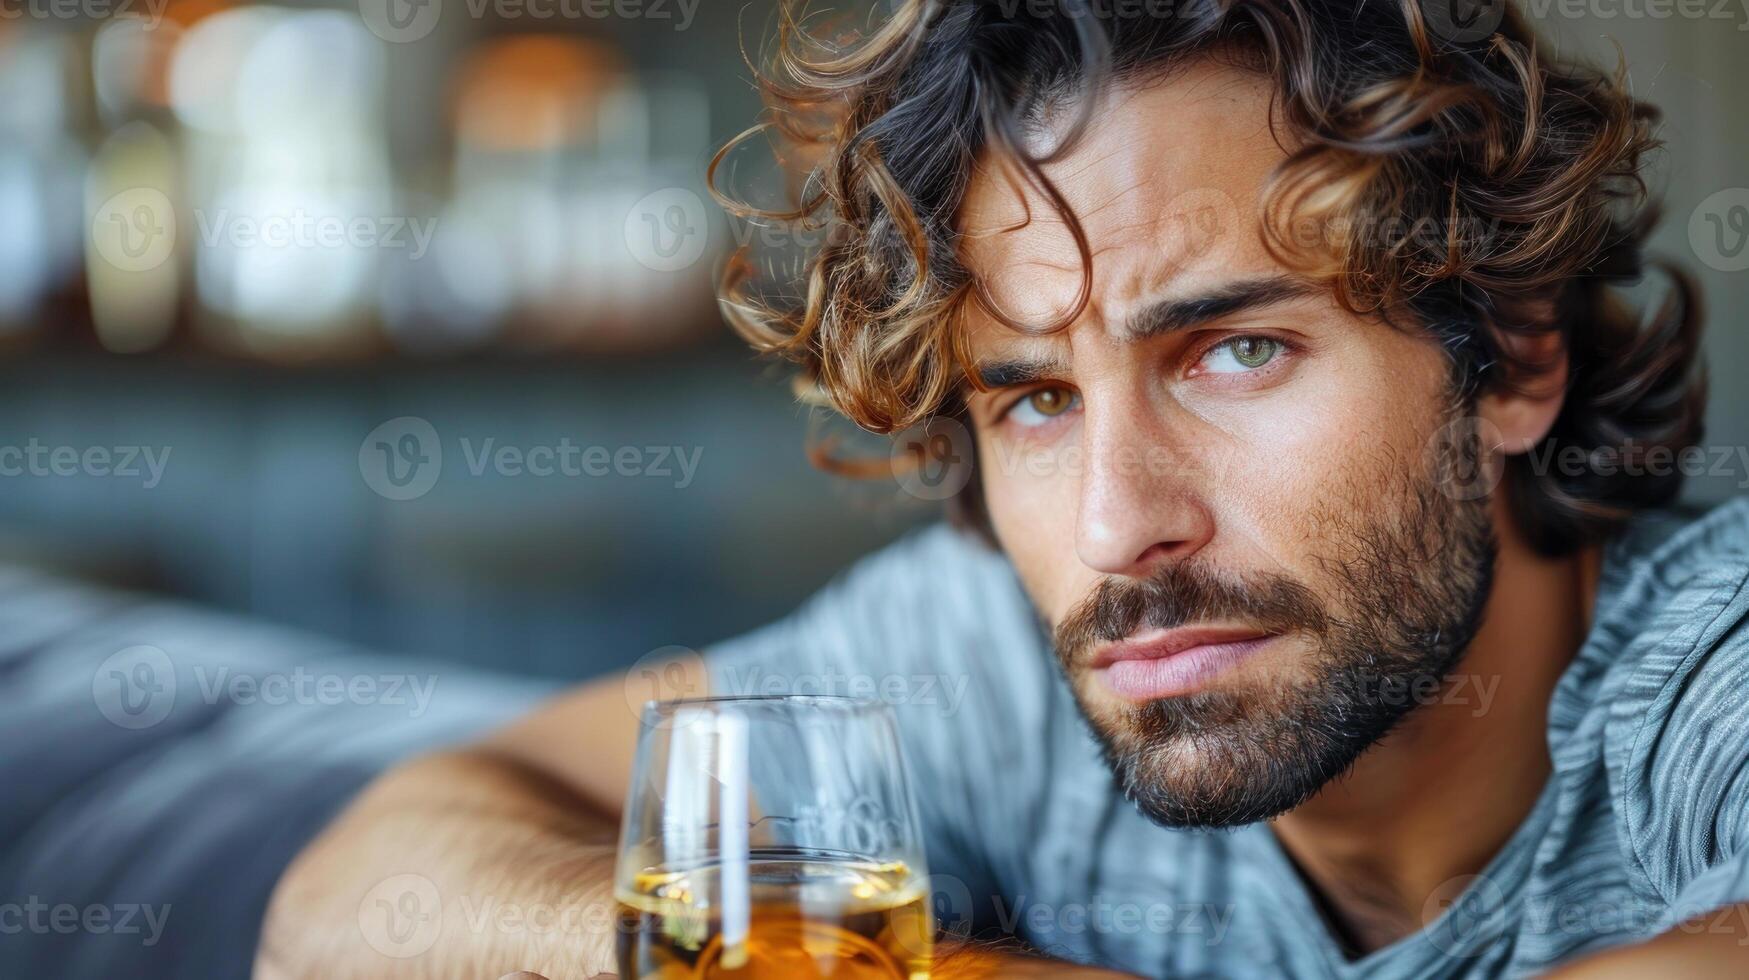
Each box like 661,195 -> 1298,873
259,1 -> 1748,976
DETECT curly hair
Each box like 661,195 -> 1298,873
710,0 -> 1706,556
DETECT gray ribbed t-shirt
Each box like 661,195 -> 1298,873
708,500 -> 1749,978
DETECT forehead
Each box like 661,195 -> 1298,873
957,61 -> 1291,348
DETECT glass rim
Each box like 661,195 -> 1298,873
641,693 -> 887,714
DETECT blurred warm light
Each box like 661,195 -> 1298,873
435,34 -> 716,352
172,10 -> 390,355
237,11 -> 384,132
390,212 -> 506,350
95,0 -> 230,121
535,77 -> 716,350
0,151 -> 50,328
168,7 -> 284,133
7,0 -> 720,357
93,19 -> 184,122
426,36 -> 618,350
453,36 -> 619,153
0,30 -> 72,152
85,123 -> 181,354
379,190 -> 516,351
161,0 -> 232,30
197,180 -> 385,330
0,31 -> 84,329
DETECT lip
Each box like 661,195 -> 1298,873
1089,626 -> 1278,701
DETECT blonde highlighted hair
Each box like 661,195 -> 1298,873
711,0 -> 1705,555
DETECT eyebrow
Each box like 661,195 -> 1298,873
975,358 -> 1064,389
971,275 -> 1315,389
1120,275 -> 1314,341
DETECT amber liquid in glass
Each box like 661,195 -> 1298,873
616,849 -> 932,979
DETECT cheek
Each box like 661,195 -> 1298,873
978,436 -> 1094,624
1206,340 -> 1448,560
1212,407 -> 1350,548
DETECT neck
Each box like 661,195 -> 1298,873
1268,499 -> 1601,955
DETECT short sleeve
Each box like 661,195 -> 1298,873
703,524 -> 1059,935
1612,542 -> 1749,932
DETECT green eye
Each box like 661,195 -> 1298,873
1202,336 -> 1283,374
1231,337 -> 1278,367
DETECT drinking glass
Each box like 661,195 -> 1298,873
615,695 -> 934,978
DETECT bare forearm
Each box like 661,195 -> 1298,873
256,748 -> 622,979
1543,904 -> 1749,979
932,937 -> 1141,978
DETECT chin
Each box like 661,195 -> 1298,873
1079,681 -> 1379,829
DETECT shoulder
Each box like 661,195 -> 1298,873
747,523 -> 1031,643
1584,499 -> 1749,902
704,525 -> 1068,859
707,523 -> 1051,703
827,522 -> 1026,611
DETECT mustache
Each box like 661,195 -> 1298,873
1053,561 -> 1331,667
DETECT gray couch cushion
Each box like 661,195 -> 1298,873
0,567 -> 553,978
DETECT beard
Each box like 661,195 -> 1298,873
1051,409 -> 1497,829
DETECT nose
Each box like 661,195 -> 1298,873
1074,395 -> 1215,578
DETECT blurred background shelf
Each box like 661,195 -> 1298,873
0,1 -> 1744,682
0,340 -> 932,678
